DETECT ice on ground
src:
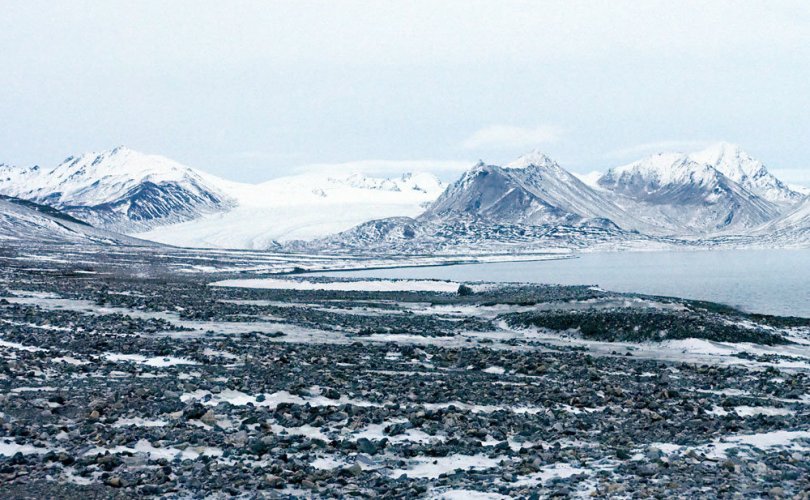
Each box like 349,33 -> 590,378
103,353 -> 199,367
483,366 -> 506,375
210,278 -> 462,293
391,454 -> 509,479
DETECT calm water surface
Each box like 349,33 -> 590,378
317,249 -> 810,318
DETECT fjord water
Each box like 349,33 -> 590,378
318,249 -> 810,318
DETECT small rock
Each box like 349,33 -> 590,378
264,474 -> 283,488
356,438 -> 377,455
200,410 -> 217,426
346,463 -> 362,476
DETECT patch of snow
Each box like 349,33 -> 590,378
85,439 -> 222,461
0,339 -> 48,352
103,353 -> 199,367
391,454 -> 509,479
512,462 -> 588,486
211,278 -> 461,293
181,388 -> 380,409
650,429 -> 810,460
52,356 -> 90,365
270,424 -> 329,441
709,406 -> 794,417
0,439 -> 52,456
431,490 -> 511,500
112,417 -> 169,428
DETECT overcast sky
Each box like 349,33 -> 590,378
2,1 -> 810,184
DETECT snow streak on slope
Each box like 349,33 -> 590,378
690,142 -> 804,206
135,172 -> 445,249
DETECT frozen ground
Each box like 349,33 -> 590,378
0,243 -> 808,498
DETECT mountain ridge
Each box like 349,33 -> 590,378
1,143 -> 808,251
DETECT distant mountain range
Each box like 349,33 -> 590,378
294,143 -> 810,253
0,143 -> 808,252
0,147 -> 444,249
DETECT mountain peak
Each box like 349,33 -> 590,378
690,142 -> 803,205
612,152 -> 703,182
692,142 -> 752,166
506,149 -> 558,169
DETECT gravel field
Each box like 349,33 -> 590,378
0,243 -> 808,499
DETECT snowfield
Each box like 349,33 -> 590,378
135,171 -> 444,248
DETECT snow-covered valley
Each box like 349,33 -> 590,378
135,171 -> 444,248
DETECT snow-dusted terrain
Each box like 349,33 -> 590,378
2,243 -> 809,497
1,142 -> 809,252
0,196 -> 154,246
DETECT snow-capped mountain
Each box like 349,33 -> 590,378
0,195 -> 155,246
300,146 -> 810,254
689,142 -> 804,206
134,170 -> 445,249
295,152 -> 655,254
0,147 -> 232,231
597,153 -> 780,233
423,151 -> 639,229
3,142 -> 808,252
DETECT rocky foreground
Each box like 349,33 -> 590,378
0,244 -> 809,499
